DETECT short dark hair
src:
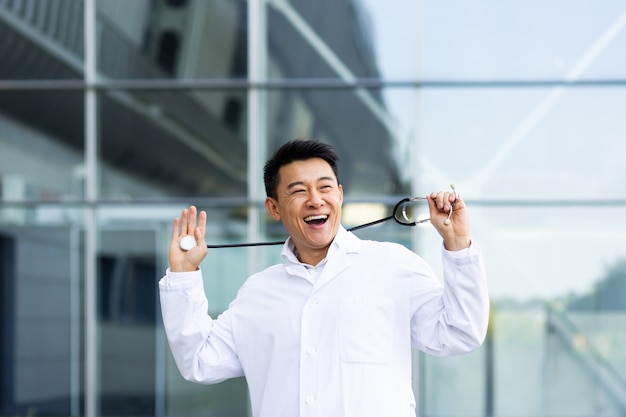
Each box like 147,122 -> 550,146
263,139 -> 340,199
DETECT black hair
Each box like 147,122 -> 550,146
263,139 -> 340,199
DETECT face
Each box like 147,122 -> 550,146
265,158 -> 343,265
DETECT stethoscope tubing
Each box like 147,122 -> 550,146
201,185 -> 457,249
206,199 -> 424,248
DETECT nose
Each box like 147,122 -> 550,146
307,190 -> 325,208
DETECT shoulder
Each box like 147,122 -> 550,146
236,262 -> 294,295
352,237 -> 436,273
357,237 -> 417,257
242,263 -> 285,285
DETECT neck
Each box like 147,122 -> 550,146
295,246 -> 329,266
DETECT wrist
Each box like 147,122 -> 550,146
444,236 -> 471,251
170,262 -> 199,273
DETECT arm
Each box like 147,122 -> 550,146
410,190 -> 490,355
159,206 -> 243,383
409,243 -> 490,356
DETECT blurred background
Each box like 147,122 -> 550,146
0,0 -> 625,416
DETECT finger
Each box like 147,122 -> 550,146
426,195 -> 438,215
430,191 -> 448,211
444,192 -> 456,211
171,217 -> 181,241
197,210 -> 207,237
187,206 -> 198,235
428,192 -> 439,208
194,227 -> 207,249
180,208 -> 189,235
449,192 -> 466,212
427,197 -> 449,228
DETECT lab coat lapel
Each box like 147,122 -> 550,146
313,250 -> 351,291
312,227 -> 362,292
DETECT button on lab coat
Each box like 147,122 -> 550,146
159,226 -> 489,417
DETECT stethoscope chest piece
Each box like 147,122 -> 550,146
179,235 -> 197,251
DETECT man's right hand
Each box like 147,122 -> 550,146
169,206 -> 208,272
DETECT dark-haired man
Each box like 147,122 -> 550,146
160,139 -> 489,417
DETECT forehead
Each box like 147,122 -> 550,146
278,158 -> 336,185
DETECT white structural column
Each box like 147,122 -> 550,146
84,1 -> 99,417
410,0 -> 423,411
247,1 -> 268,281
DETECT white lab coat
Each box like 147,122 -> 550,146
159,226 -> 489,417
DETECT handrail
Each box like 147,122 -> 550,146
545,304 -> 626,416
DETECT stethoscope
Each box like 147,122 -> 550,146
179,185 -> 457,250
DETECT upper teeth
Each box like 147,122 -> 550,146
304,215 -> 328,222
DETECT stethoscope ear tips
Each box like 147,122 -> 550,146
444,184 -> 458,226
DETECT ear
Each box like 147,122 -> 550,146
265,197 -> 281,221
338,183 -> 344,204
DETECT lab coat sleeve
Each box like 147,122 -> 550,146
410,240 -> 490,356
159,268 -> 244,383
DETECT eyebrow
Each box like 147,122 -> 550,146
286,176 -> 336,190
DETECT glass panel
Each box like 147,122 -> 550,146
96,0 -> 247,80
267,0 -> 418,80
97,223 -> 159,416
265,88 -> 414,198
0,90 -> 85,201
416,86 -> 626,200
421,1 -> 626,81
489,307 -> 626,417
419,205 -> 626,417
98,89 -> 248,199
0,0 -> 84,80
422,349 -> 486,417
0,206 -> 83,417
420,204 -> 626,305
165,374 -> 248,417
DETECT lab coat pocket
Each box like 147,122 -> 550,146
338,296 -> 394,364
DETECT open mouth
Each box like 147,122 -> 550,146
304,214 -> 328,225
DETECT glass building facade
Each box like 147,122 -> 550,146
0,1 -> 625,416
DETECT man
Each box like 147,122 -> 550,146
159,139 -> 489,417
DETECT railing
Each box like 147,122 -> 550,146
0,0 -> 84,69
546,304 -> 626,416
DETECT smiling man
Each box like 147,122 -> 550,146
159,139 -> 490,417
264,148 -> 344,266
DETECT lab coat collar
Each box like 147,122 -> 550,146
281,226 -> 362,287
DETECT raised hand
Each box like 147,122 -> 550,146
427,186 -> 471,251
169,206 -> 208,272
